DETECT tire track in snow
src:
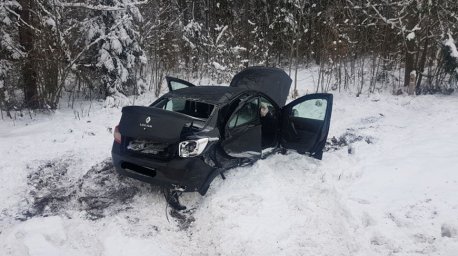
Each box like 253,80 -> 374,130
13,158 -> 151,221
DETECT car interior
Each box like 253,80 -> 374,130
154,97 -> 215,119
259,97 -> 278,149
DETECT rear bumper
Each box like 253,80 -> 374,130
111,143 -> 216,194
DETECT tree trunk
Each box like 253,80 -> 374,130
403,10 -> 417,89
415,36 -> 429,94
19,0 -> 39,108
404,40 -> 415,88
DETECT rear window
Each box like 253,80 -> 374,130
152,97 -> 215,119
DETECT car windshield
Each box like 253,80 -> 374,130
151,97 -> 215,120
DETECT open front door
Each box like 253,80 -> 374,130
280,94 -> 333,159
166,76 -> 196,91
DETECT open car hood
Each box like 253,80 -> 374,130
229,67 -> 292,107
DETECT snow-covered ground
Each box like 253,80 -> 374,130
1,72 -> 458,255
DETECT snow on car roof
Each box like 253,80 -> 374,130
166,85 -> 249,105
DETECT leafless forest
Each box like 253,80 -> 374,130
1,0 -> 458,112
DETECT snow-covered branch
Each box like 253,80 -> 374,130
4,6 -> 42,33
58,0 -> 148,11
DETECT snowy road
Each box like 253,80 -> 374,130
1,93 -> 458,255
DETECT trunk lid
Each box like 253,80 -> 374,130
118,106 -> 201,160
119,106 -> 195,143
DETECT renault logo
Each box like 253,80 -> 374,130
145,116 -> 151,123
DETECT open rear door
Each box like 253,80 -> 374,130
280,94 -> 333,159
166,76 -> 196,91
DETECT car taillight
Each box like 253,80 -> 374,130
178,138 -> 209,157
114,125 -> 122,144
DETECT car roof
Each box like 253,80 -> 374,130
165,86 -> 250,105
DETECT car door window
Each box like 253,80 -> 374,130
170,81 -> 189,91
291,99 -> 327,120
166,76 -> 196,91
228,98 -> 259,129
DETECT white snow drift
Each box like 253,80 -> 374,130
1,84 -> 458,255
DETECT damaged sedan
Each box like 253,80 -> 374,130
111,67 -> 333,207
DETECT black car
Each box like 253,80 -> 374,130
112,67 -> 333,198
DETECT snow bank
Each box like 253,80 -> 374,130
1,88 -> 458,255
103,232 -> 172,256
2,217 -> 66,256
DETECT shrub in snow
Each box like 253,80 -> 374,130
104,92 -> 130,108
79,0 -> 146,98
0,0 -> 24,111
443,34 -> 458,78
